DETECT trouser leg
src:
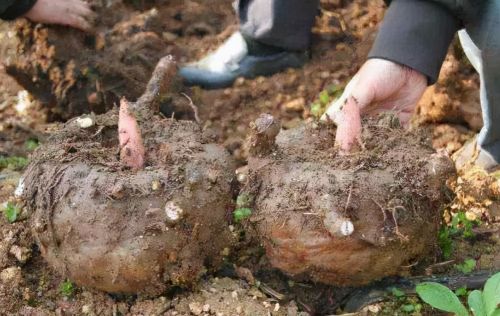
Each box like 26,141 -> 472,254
459,1 -> 500,160
236,0 -> 320,51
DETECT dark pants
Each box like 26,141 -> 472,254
459,1 -> 500,161
236,0 -> 320,51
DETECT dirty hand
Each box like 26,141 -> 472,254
321,58 -> 427,153
23,0 -> 95,31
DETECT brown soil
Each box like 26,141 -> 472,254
0,0 -> 498,315
416,41 -> 481,132
243,114 -> 456,286
2,0 -> 234,121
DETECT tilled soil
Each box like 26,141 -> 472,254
0,0 -> 498,315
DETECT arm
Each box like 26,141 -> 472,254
324,0 -> 473,152
369,0 -> 462,84
0,0 -> 37,20
3,0 -> 95,32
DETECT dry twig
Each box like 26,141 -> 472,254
181,92 -> 201,124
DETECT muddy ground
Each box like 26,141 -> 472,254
0,0 -> 499,315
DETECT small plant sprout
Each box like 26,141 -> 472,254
455,258 -> 477,274
416,272 -> 500,316
25,138 -> 39,151
455,286 -> 468,297
391,287 -> 406,298
439,211 -> 481,259
309,84 -> 344,118
234,193 -> 253,223
234,208 -> 252,223
59,279 -> 75,297
2,202 -> 20,223
0,156 -> 29,170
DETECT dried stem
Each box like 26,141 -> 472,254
134,55 -> 177,119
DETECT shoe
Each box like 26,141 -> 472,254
179,32 -> 308,89
452,136 -> 500,172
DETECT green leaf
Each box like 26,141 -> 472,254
401,304 -> 415,312
319,90 -> 330,105
234,208 -> 252,223
416,282 -> 468,316
456,259 -> 476,274
483,272 -> 500,316
59,280 -> 74,297
438,227 -> 453,259
310,102 -> 323,117
25,139 -> 39,151
468,290 -> 487,316
391,287 -> 405,298
455,286 -> 468,297
0,156 -> 29,170
3,202 -> 20,223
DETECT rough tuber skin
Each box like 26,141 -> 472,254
20,57 -> 236,295
245,113 -> 281,156
243,114 -> 455,286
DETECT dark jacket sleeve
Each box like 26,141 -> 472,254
368,0 -> 461,84
0,0 -> 38,20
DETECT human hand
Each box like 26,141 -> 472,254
321,58 -> 427,153
23,0 -> 95,32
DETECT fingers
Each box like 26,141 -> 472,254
71,0 -> 94,16
23,0 -> 96,32
63,14 -> 93,31
334,96 -> 362,154
72,0 -> 97,23
66,1 -> 96,32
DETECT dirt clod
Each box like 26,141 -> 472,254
9,245 -> 31,264
2,1 -> 191,120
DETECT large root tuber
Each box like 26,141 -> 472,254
242,114 -> 455,286
20,57 -> 236,295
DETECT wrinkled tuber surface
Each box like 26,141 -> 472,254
19,58 -> 236,295
243,114 -> 455,286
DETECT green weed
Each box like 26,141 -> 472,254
234,208 -> 252,223
59,280 -> 75,297
309,84 -> 344,118
25,139 -> 39,151
0,156 -> 29,170
439,211 -> 480,259
2,202 -> 20,223
455,259 -> 477,274
416,272 -> 500,316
